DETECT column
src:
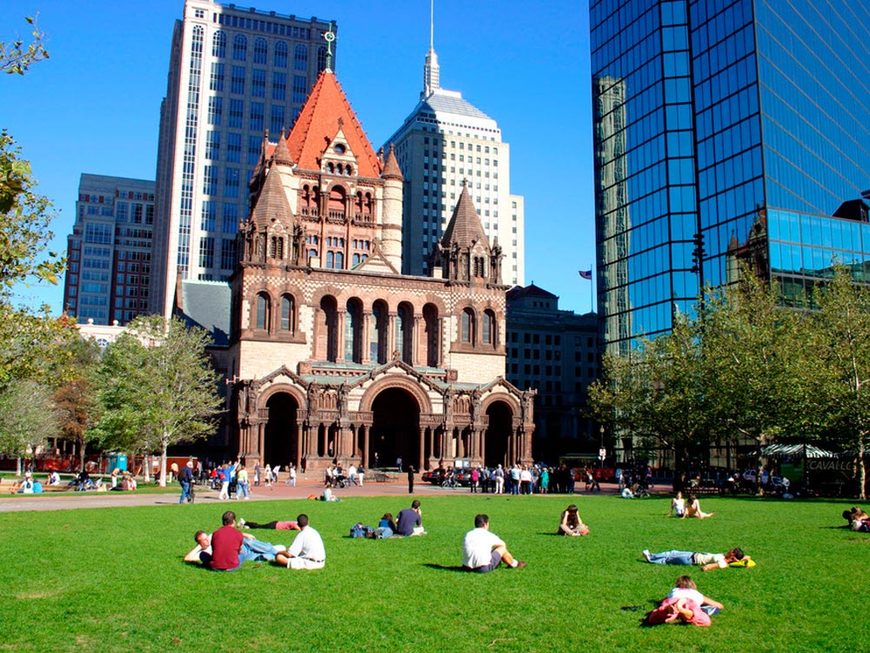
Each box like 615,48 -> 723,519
361,313 -> 372,363
412,315 -> 422,366
362,425 -> 370,467
387,313 -> 397,356
418,427 -> 425,471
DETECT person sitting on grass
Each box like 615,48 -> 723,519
642,547 -> 750,571
275,514 -> 326,570
395,500 -> 425,536
671,491 -> 686,517
557,504 -> 589,536
374,512 -> 397,538
462,513 -> 526,572
239,518 -> 301,531
667,575 -> 723,614
843,507 -> 870,532
683,494 -> 714,519
185,512 -> 287,570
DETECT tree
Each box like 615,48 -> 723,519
53,338 -> 102,472
812,267 -> 870,499
588,315 -> 712,482
94,316 -> 223,486
0,379 -> 59,474
1,16 -> 49,76
700,271 -> 815,492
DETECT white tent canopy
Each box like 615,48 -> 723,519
760,444 -> 838,459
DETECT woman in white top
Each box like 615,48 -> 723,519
667,576 -> 724,612
671,491 -> 686,517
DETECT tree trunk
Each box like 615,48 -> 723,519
159,435 -> 169,488
142,454 -> 151,483
79,439 -> 87,473
16,457 -> 22,476
859,437 -> 867,501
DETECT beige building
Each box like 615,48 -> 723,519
384,27 -> 525,286
181,65 -> 535,472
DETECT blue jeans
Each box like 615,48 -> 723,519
237,481 -> 249,499
647,550 -> 695,565
179,480 -> 191,503
239,538 -> 281,563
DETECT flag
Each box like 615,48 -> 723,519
578,269 -> 593,280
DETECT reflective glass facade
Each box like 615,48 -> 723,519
591,0 -> 870,354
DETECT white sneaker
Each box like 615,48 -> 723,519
642,549 -> 651,562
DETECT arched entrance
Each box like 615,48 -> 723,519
485,401 -> 513,468
370,388 -> 420,469
264,393 -> 298,469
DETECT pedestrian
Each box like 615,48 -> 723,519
178,460 -> 194,504
236,464 -> 250,500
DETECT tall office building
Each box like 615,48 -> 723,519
63,174 -> 154,324
150,0 -> 335,317
591,0 -> 870,355
384,14 -> 525,285
64,174 -> 156,325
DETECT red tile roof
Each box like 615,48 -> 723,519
285,71 -> 382,178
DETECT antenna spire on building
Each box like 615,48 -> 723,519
324,23 -> 337,73
422,0 -> 440,97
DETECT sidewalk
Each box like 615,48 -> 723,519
0,477 -> 627,513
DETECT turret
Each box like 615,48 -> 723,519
381,143 -> 404,272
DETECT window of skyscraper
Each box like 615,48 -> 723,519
253,38 -> 267,64
274,41 -> 288,67
212,31 -> 226,58
294,44 -> 308,71
231,66 -> 245,94
232,34 -> 247,61
272,71 -> 286,101
252,69 -> 266,97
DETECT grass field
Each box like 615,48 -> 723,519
1,494 -> 866,652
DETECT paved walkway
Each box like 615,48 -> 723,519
0,477 -> 622,513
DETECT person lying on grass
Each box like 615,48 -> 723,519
646,576 -> 723,627
557,504 -> 590,536
462,513 -> 526,572
238,517 -> 301,531
643,547 -> 751,571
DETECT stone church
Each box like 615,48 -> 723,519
179,67 -> 534,473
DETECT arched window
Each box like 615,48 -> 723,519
474,256 -> 486,278
371,300 -> 388,363
280,295 -> 295,332
461,308 -> 475,344
294,44 -> 308,70
482,310 -> 496,346
317,46 -> 327,71
328,185 -> 346,214
326,251 -> 335,268
352,253 -> 360,266
269,236 -> 284,260
233,34 -> 247,61
212,31 -> 226,58
274,41 -> 288,67
334,251 -> 344,269
253,38 -> 267,64
345,298 -> 363,363
424,303 -> 440,367
320,296 -> 338,361
308,247 -> 318,260
397,302 -> 414,364
256,292 -> 271,331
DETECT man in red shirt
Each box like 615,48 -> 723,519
209,511 -> 244,571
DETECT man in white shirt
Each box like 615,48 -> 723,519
462,514 -> 526,573
276,514 -> 326,570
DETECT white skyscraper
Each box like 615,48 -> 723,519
150,0 -> 335,316
384,6 -> 525,284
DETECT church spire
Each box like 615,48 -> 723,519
422,0 -> 440,98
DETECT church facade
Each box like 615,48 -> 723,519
219,67 -> 534,473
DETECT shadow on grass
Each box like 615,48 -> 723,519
423,563 -> 468,573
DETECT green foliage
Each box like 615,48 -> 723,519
93,316 -> 223,475
0,131 -> 64,292
0,379 -> 59,457
0,16 -> 49,76
0,495 -> 864,651
591,266 -> 870,495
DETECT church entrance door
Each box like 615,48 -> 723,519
485,401 -> 513,468
264,393 -> 298,470
370,387 -> 420,469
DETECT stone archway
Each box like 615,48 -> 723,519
370,387 -> 420,470
484,400 -> 514,468
264,392 -> 299,469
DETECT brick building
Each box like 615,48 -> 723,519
180,64 -> 534,472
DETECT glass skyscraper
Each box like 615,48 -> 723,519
591,0 -> 870,355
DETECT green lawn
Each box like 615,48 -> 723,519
1,495 -> 866,652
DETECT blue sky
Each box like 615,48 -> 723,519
1,0 -> 595,315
